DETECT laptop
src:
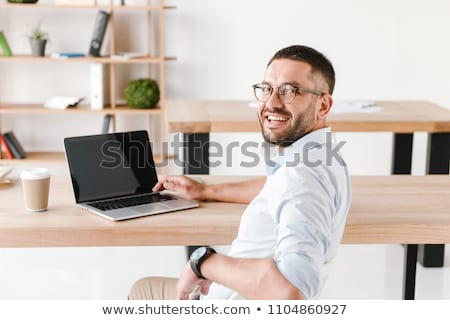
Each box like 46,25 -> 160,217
64,130 -> 199,221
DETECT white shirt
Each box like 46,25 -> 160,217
203,127 -> 351,299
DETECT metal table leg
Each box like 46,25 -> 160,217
418,133 -> 450,267
392,133 -> 413,174
403,244 -> 418,300
183,133 -> 210,258
393,133 -> 447,268
183,133 -> 210,175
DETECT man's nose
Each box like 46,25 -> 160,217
265,88 -> 282,109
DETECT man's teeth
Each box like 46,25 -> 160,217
267,115 -> 288,121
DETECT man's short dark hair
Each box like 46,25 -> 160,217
268,45 -> 335,94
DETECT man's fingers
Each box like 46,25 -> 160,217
163,180 -> 177,190
176,291 -> 189,300
154,176 -> 177,191
152,181 -> 162,192
199,280 -> 212,295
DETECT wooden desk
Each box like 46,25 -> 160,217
0,172 -> 244,248
1,166 -> 450,299
1,172 -> 450,246
165,99 -> 450,291
166,100 -> 450,133
165,100 -> 450,174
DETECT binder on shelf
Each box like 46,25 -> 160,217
2,131 -> 26,159
90,62 -> 104,110
88,11 -> 110,57
0,134 -> 14,159
0,31 -> 12,57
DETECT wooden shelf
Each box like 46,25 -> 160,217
0,152 -> 65,163
0,104 -> 162,115
0,55 -> 176,63
108,105 -> 163,114
0,151 -> 169,163
0,3 -> 176,11
0,1 -> 172,163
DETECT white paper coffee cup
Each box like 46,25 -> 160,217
20,168 -> 51,212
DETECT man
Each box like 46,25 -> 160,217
129,45 -> 351,300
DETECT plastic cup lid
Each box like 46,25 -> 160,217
20,168 -> 50,180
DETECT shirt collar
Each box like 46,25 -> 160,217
265,127 -> 332,175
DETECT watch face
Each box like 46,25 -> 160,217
191,247 -> 207,260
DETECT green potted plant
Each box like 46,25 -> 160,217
125,78 -> 160,109
28,21 -> 48,57
7,0 -> 39,3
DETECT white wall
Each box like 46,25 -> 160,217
164,0 -> 450,107
1,0 -> 450,298
2,0 -> 450,173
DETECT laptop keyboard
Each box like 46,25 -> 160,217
88,193 -> 176,211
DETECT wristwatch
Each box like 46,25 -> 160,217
189,246 -> 216,279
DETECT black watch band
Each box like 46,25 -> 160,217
189,247 -> 216,279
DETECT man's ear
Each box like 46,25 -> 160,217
318,94 -> 333,119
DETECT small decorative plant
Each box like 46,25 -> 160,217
125,78 -> 160,109
29,21 -> 48,41
28,21 -> 48,56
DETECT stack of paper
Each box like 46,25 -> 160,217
0,166 -> 12,184
111,52 -> 147,60
331,101 -> 383,114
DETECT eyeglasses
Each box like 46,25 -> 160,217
252,83 -> 326,104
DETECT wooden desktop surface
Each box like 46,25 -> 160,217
1,167 -> 450,247
166,100 -> 450,133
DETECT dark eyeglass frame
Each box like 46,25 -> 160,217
252,82 -> 326,103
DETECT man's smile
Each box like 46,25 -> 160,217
264,112 -> 291,128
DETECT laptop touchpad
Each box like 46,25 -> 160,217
132,204 -> 169,214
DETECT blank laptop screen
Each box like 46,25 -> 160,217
64,131 -> 158,203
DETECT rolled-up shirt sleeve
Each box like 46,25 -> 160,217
272,165 -> 336,298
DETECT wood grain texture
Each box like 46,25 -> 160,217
1,164 -> 449,247
0,104 -> 162,114
165,100 -> 450,133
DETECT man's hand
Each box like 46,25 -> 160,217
176,262 -> 212,300
153,176 -> 206,200
154,175 -> 265,204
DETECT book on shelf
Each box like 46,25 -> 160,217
0,134 -> 14,159
88,11 -> 110,57
2,131 -> 26,159
51,52 -> 86,59
0,31 -> 12,57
